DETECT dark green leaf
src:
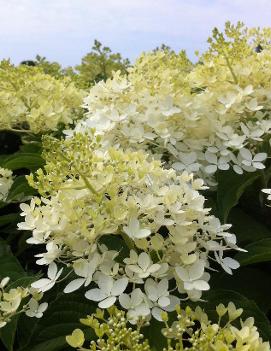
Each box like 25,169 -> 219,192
0,241 -> 26,280
1,153 -> 44,171
19,143 -> 42,154
229,207 -> 271,244
18,293 -> 95,351
6,176 -> 37,202
235,238 -> 271,265
0,316 -> 19,351
211,267 -> 271,312
0,214 -> 20,227
0,242 -> 28,351
216,170 -> 260,223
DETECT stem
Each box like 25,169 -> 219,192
222,50 -> 238,84
61,153 -> 98,196
56,269 -> 73,283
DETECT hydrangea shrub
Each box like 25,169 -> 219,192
0,22 -> 270,351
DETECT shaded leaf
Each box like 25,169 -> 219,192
18,293 -> 95,351
216,170 -> 260,223
211,267 -> 271,312
229,207 -> 271,244
6,176 -> 36,202
0,214 -> 20,227
0,242 -> 28,351
1,153 -> 44,171
235,239 -> 271,266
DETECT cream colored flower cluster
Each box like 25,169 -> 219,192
18,133 -> 241,322
0,167 -> 13,201
0,61 -> 85,134
66,307 -> 151,351
66,304 -> 270,351
70,22 -> 271,183
162,302 -> 270,351
0,277 -> 47,328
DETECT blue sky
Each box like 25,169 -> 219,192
1,0 -> 271,67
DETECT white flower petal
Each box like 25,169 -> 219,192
175,266 -> 189,282
145,279 -> 158,301
223,257 -> 240,270
119,293 -> 131,309
189,260 -> 205,280
152,307 -> 164,321
38,302 -> 48,313
252,162 -> 265,169
193,280 -> 210,291
111,277 -> 128,296
64,278 -> 85,293
205,165 -> 217,174
205,152 -> 217,164
138,252 -> 151,269
240,148 -> 252,161
233,165 -> 243,174
164,295 -> 180,312
98,296 -> 116,309
47,262 -> 58,280
158,296 -> 170,308
97,275 -> 114,295
254,153 -> 267,162
31,278 -> 52,291
85,288 -> 108,302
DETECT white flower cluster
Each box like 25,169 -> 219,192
67,24 -> 271,184
0,276 -> 48,328
0,167 -> 13,201
18,134 -> 242,322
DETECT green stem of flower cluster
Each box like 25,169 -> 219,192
222,50 -> 238,84
61,153 -> 98,196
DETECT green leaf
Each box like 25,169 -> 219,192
211,267 -> 271,312
17,293 -> 95,351
216,170 -> 261,223
6,176 -> 37,202
0,317 -> 19,351
235,238 -> 271,265
0,241 -> 26,280
199,289 -> 271,341
22,336 -> 73,351
0,214 -> 20,227
1,152 -> 44,171
228,207 -> 271,244
19,143 -> 42,154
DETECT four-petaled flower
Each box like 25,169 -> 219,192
119,288 -> 150,323
175,260 -> 210,291
85,274 -> 128,308
126,252 -> 161,278
25,298 -> 48,318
